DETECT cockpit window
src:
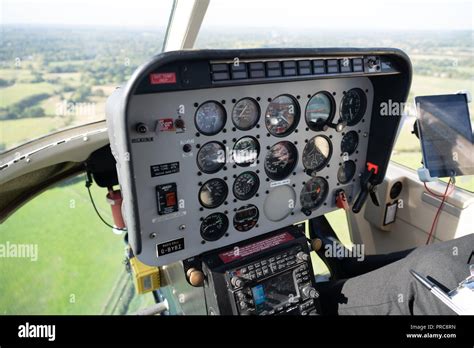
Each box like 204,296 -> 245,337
196,0 -> 473,192
0,0 -> 173,153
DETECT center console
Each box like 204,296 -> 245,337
201,223 -> 320,315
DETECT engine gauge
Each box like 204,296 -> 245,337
233,204 -> 259,232
265,94 -> 299,136
337,160 -> 356,184
199,178 -> 228,208
264,141 -> 298,181
200,212 -> 229,241
197,141 -> 226,173
195,101 -> 227,135
233,171 -> 260,200
340,88 -> 367,126
300,177 -> 328,211
302,135 -> 332,172
232,136 -> 259,167
341,131 -> 359,155
232,98 -> 260,130
305,92 -> 335,130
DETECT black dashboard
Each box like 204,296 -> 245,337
106,48 -> 412,266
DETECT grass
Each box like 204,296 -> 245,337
0,82 -> 57,108
0,116 -> 72,150
410,75 -> 474,99
0,68 -> 34,82
0,176 -> 129,314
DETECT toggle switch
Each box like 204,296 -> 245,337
336,190 -> 349,211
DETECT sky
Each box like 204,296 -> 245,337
0,0 -> 472,31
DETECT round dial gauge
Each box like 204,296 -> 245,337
232,98 -> 260,130
300,177 -> 329,211
305,92 -> 334,130
232,136 -> 259,167
200,213 -> 229,241
233,171 -> 260,200
264,141 -> 298,181
233,205 -> 259,232
340,88 -> 367,126
197,141 -> 226,174
341,131 -> 359,155
302,135 -> 332,172
265,94 -> 299,136
199,178 -> 228,209
337,160 -> 356,184
195,101 -> 227,135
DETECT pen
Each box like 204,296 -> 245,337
410,269 -> 464,315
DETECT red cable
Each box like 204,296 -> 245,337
423,181 -> 454,197
425,178 -> 453,245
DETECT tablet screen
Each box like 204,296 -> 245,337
415,94 -> 474,178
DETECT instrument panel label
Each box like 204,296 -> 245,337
150,72 -> 177,85
218,232 -> 294,264
151,161 -> 180,177
157,237 -> 185,257
158,118 -> 175,131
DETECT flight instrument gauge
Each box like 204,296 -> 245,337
264,141 -> 298,181
340,88 -> 367,126
197,141 -> 226,173
302,135 -> 332,172
233,171 -> 260,200
199,178 -> 228,208
232,98 -> 260,130
265,94 -> 299,136
341,131 -> 359,155
233,205 -> 259,232
305,92 -> 335,130
200,212 -> 229,241
300,177 -> 329,211
337,160 -> 356,184
232,136 -> 260,167
195,101 -> 227,135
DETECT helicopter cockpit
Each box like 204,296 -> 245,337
0,0 -> 473,325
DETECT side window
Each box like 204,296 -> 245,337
309,209 -> 353,276
0,175 -> 154,314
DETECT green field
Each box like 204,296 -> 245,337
0,68 -> 35,82
0,82 -> 57,108
0,176 -> 154,314
0,116 -> 73,150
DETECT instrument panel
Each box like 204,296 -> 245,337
125,76 -> 373,266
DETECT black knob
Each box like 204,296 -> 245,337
175,118 -> 185,129
302,208 -> 312,217
136,123 -> 148,134
183,144 -> 192,153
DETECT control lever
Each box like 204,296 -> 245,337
352,162 -> 379,213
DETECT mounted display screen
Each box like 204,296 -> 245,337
416,94 -> 474,178
252,271 -> 297,314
